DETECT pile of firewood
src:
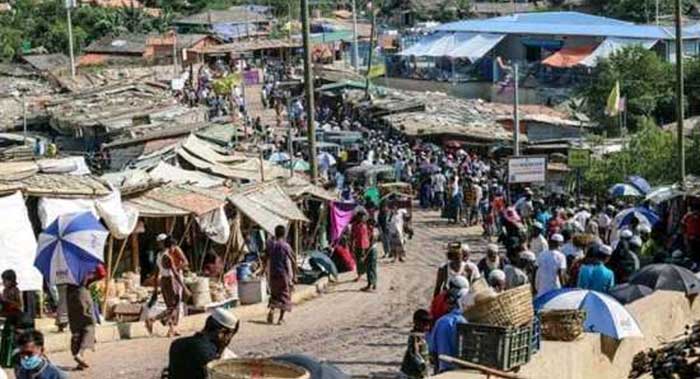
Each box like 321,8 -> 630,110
630,323 -> 700,379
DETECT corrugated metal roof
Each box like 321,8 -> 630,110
229,182 -> 307,234
435,12 -> 678,40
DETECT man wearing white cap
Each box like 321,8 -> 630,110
577,244 -> 615,293
535,234 -> 567,297
168,308 -> 241,379
609,229 -> 640,283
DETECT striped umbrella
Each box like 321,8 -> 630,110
535,288 -> 643,340
34,212 -> 108,286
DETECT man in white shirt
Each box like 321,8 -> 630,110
529,222 -> 549,256
432,172 -> 447,209
535,233 -> 567,297
460,244 -> 481,283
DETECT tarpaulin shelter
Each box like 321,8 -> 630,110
228,182 -> 308,235
543,38 -> 658,68
399,32 -> 505,62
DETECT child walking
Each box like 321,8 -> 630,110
400,309 -> 432,379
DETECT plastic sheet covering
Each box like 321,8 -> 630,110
578,38 -> 657,67
38,188 -> 139,239
399,32 -> 505,61
196,206 -> 230,244
38,157 -> 91,175
0,192 -> 43,291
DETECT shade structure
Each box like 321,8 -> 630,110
35,212 -> 108,286
608,283 -> 653,304
579,38 -> 658,67
399,32 -> 505,61
645,185 -> 684,204
629,264 -> 700,295
609,183 -> 643,197
542,45 -> 597,68
535,288 -> 643,339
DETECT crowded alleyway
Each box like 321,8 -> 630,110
31,209 -> 489,379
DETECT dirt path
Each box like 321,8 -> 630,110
24,209 -> 488,379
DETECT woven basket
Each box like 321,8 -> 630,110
465,285 -> 534,327
539,309 -> 586,341
208,359 -> 310,379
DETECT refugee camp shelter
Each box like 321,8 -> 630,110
173,5 -> 273,39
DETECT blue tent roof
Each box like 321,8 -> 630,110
434,12 -> 693,40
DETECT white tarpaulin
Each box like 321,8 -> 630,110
195,206 -> 230,244
399,32 -> 504,61
149,162 -> 224,188
38,189 -> 139,239
579,38 -> 658,67
0,192 -> 44,291
38,156 -> 91,175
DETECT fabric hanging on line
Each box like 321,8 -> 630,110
330,201 -> 357,244
0,191 -> 44,291
195,206 -> 231,244
38,188 -> 139,239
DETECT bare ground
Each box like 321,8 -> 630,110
15,209 -> 488,379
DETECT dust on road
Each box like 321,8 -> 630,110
32,209 -> 488,379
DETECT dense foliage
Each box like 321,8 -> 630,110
577,46 -> 676,134
586,0 -> 696,23
0,0 -> 172,60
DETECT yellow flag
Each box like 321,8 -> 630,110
605,80 -> 621,117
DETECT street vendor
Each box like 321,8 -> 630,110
168,308 -> 240,379
146,234 -> 190,338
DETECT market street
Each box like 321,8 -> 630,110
29,209 -> 487,379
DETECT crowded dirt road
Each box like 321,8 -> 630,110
39,209 -> 488,379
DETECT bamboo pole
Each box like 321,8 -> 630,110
178,217 -> 195,246
438,356 -> 530,379
130,232 -> 140,272
102,236 -> 114,316
110,239 -> 129,279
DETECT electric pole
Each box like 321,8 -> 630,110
65,0 -> 76,79
675,0 -> 686,186
513,63 -> 520,156
351,0 -> 359,71
301,0 -> 318,182
364,4 -> 376,99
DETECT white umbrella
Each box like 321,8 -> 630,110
535,289 -> 643,340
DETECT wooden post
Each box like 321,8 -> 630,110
294,220 -> 301,280
259,150 -> 266,182
110,239 -> 129,279
102,236 -> 114,316
130,233 -> 140,272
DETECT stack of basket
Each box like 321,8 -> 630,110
458,284 -> 536,371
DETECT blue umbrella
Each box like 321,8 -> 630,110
535,288 -> 643,339
609,183 -> 642,198
35,212 -> 108,286
269,152 -> 291,163
627,176 -> 651,195
614,207 -> 660,229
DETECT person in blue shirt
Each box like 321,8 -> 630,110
427,287 -> 467,374
14,331 -> 68,379
577,244 -> 615,293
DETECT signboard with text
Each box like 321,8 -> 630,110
508,156 -> 547,183
568,148 -> 591,168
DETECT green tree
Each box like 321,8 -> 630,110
583,119 -> 688,194
587,0 -> 695,23
578,45 -> 675,134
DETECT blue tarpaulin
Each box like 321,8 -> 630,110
213,23 -> 256,42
